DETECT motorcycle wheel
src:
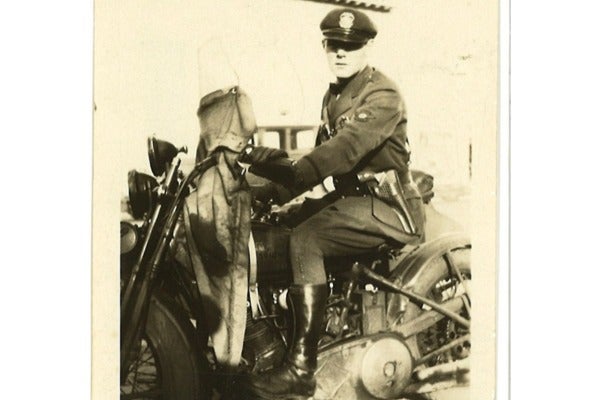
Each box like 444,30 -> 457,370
402,247 -> 471,363
120,294 -> 211,400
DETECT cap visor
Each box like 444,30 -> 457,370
322,29 -> 370,43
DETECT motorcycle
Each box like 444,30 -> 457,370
120,136 -> 471,400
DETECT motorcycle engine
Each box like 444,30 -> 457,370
313,334 -> 414,400
246,219 -> 417,398
359,336 -> 414,399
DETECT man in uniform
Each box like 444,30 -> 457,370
243,7 -> 424,399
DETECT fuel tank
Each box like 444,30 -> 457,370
250,220 -> 374,286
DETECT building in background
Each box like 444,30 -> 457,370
300,0 -> 392,12
98,0 -> 490,220
253,125 -> 318,159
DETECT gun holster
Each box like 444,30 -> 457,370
358,170 -> 420,236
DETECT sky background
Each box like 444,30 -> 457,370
95,0 -> 496,191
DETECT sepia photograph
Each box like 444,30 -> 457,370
93,1 -> 498,399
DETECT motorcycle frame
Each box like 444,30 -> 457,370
120,151 -> 471,381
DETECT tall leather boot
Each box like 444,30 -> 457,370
244,283 -> 328,399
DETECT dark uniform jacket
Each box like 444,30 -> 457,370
294,65 -> 412,189
270,65 -> 424,239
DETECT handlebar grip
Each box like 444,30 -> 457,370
249,158 -> 296,187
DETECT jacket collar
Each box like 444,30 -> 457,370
327,65 -> 374,122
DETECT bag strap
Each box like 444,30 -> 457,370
247,231 -> 262,319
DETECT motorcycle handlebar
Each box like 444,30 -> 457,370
239,145 -> 296,186
237,145 -> 254,164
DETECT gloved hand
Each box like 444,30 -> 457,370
250,183 -> 278,205
240,146 -> 288,165
249,157 -> 298,189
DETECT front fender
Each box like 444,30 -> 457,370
150,290 -> 206,356
141,291 -> 212,398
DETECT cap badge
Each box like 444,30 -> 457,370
339,12 -> 355,29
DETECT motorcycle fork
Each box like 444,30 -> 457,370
120,164 -> 179,382
120,156 -> 218,382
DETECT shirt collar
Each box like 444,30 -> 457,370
328,65 -> 372,97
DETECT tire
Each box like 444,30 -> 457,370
120,294 -> 211,400
402,247 -> 471,362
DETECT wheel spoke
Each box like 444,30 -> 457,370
120,388 -> 162,399
415,253 -> 471,366
416,334 -> 471,366
138,351 -> 155,364
121,336 -> 160,399
131,351 -> 142,389
443,252 -> 470,298
134,373 -> 156,380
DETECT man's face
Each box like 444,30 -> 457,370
323,39 -> 371,79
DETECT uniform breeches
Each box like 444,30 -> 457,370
289,195 -> 422,284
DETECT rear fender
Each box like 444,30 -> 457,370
390,233 -> 471,290
385,233 -> 470,330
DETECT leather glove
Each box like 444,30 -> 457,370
249,157 -> 297,188
240,146 -> 288,165
250,183 -> 278,205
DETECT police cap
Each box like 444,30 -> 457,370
320,8 -> 377,44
